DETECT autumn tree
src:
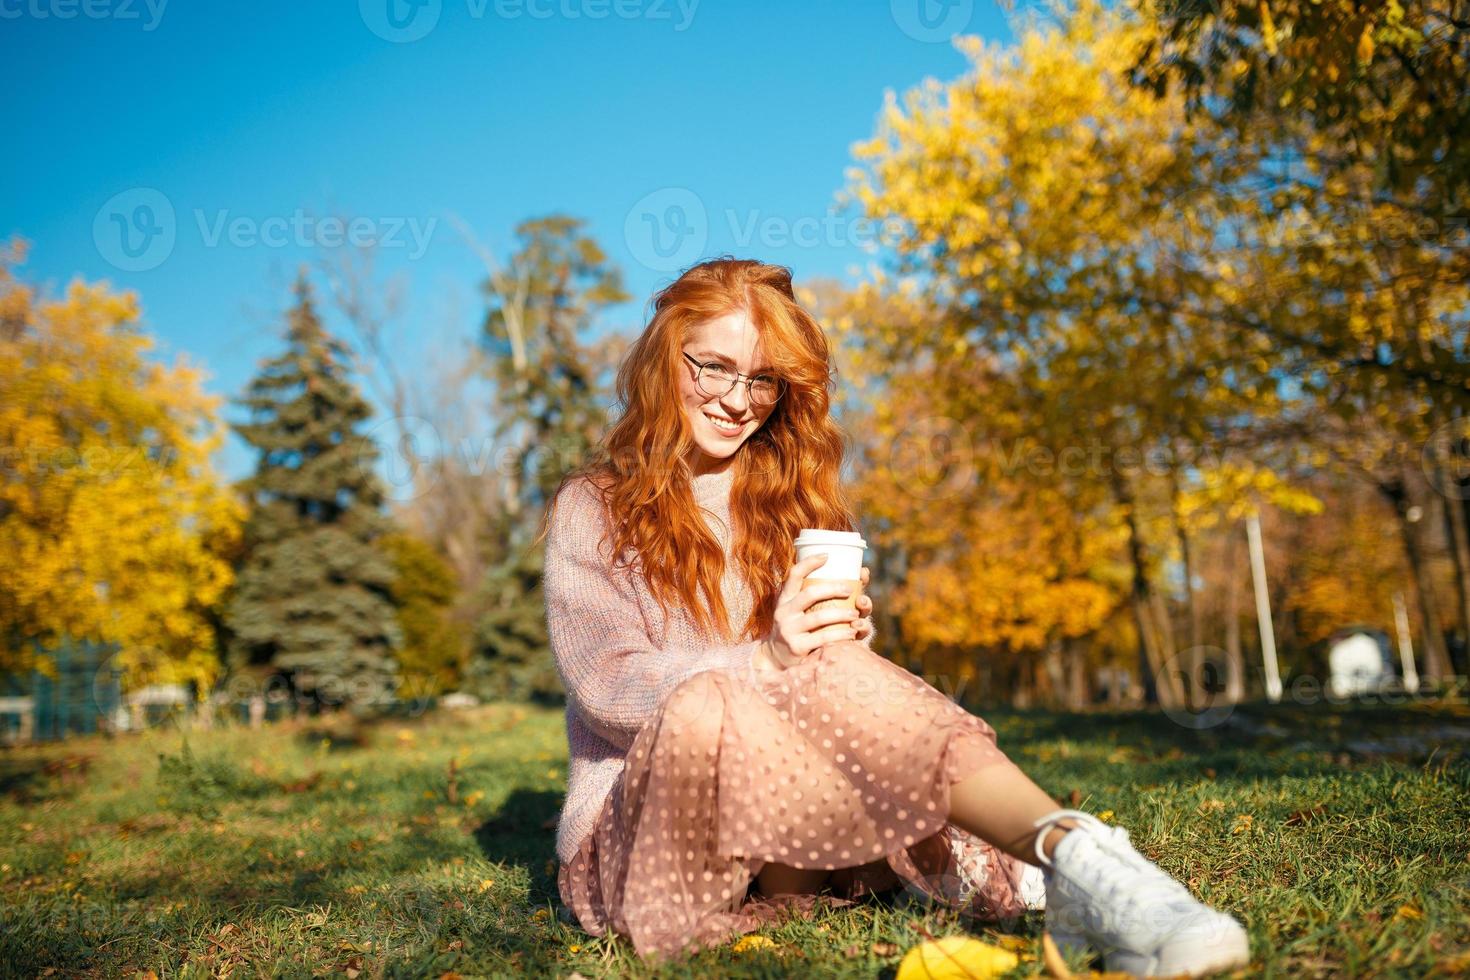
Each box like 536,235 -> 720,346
1133,0 -> 1470,222
0,238 -> 244,692
1128,0 -> 1470,677
382,531 -> 462,699
225,276 -> 403,713
844,0 -> 1308,707
808,281 -> 1126,706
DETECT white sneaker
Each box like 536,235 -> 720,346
1033,808 -> 1251,977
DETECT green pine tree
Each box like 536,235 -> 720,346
224,274 -> 403,715
464,532 -> 559,703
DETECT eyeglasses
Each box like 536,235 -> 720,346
682,351 -> 786,407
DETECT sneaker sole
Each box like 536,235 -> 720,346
1048,924 -> 1251,978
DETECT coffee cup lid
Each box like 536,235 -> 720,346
794,529 -> 867,550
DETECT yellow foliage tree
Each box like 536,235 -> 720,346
840,0 -> 1308,707
0,239 -> 244,692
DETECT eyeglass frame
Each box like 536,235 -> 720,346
681,350 -> 787,406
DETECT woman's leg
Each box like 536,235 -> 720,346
947,763 -> 1080,865
754,861 -> 831,898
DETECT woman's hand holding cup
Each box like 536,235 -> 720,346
756,554 -> 862,672
853,564 -> 873,640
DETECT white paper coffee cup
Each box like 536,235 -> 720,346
794,529 -> 866,614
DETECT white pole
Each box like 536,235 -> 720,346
1246,511 -> 1283,702
1392,590 -> 1420,694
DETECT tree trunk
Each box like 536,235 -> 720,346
1065,636 -> 1088,710
1111,470 -> 1182,706
1436,471 -> 1470,676
1042,637 -> 1066,708
1225,531 -> 1246,702
1149,588 -> 1185,707
1169,467 -> 1204,707
1384,475 -> 1451,684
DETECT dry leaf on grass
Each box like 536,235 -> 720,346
1284,804 -> 1327,826
895,935 -> 1019,979
731,934 -> 776,953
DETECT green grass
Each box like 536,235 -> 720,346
1,694 -> 1467,978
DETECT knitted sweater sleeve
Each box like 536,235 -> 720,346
544,477 -> 761,751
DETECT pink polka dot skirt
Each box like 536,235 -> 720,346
556,640 -> 1034,961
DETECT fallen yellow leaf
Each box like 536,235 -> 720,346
1043,932 -> 1074,979
988,933 -> 1032,954
896,935 -> 1019,979
731,934 -> 776,953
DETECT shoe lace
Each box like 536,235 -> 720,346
1031,808 -> 1107,870
1033,811 -> 1187,884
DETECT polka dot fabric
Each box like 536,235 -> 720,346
556,638 -> 1033,961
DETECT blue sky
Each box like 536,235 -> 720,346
4,0 -> 1019,483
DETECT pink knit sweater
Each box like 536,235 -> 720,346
544,464 -> 876,863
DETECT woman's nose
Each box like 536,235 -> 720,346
719,382 -> 752,415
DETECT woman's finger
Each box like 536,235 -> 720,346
778,554 -> 829,604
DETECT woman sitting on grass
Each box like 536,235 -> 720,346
538,257 -> 1251,975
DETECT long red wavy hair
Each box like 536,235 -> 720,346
536,257 -> 864,644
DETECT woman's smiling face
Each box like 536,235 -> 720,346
680,310 -> 778,477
